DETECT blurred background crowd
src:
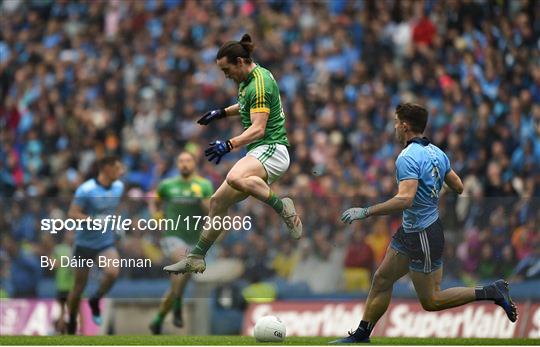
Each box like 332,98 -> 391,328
1,0 -> 539,298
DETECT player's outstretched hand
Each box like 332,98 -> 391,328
341,207 -> 371,224
198,108 -> 226,125
205,140 -> 233,164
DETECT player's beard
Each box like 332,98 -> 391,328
181,169 -> 194,179
395,130 -> 404,146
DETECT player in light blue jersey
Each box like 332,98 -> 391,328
332,103 -> 517,344
66,156 -> 125,334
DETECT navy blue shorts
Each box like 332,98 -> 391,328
390,219 -> 444,273
73,244 -> 115,266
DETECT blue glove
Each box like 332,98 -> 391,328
341,207 -> 371,224
205,140 -> 233,164
198,108 -> 226,125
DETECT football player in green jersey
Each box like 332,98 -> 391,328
150,151 -> 213,334
164,34 -> 302,275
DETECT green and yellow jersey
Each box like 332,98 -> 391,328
156,175 -> 214,245
53,244 -> 74,292
238,65 -> 289,151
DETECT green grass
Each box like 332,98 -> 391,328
0,336 -> 538,345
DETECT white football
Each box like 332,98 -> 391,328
253,315 -> 286,342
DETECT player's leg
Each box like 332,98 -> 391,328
363,248 -> 410,324
163,181 -> 248,274
227,146 -> 301,239
410,266 -> 475,311
151,238 -> 191,334
88,247 -> 120,325
169,243 -> 197,326
172,272 -> 191,326
149,273 -> 190,333
411,263 -> 518,321
410,220 -> 517,321
225,155 -> 270,201
66,267 -> 90,334
55,292 -> 69,334
331,246 -> 409,344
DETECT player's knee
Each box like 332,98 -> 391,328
372,270 -> 393,291
71,284 -> 85,295
419,297 -> 441,311
225,172 -> 244,190
104,266 -> 120,278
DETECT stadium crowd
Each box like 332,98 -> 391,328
1,0 -> 539,297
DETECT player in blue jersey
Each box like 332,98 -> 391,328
332,103 -> 517,343
66,156 -> 125,334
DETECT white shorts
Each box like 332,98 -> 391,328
160,236 -> 192,260
247,144 -> 290,184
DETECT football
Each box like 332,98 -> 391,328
253,315 -> 286,342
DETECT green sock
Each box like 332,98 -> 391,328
173,298 -> 182,315
152,312 -> 165,326
191,236 -> 213,257
266,191 -> 284,214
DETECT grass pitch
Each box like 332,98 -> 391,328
0,336 -> 538,345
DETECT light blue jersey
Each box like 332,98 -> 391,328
396,140 -> 450,233
72,178 -> 124,249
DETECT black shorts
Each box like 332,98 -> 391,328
73,244 -> 115,267
57,290 -> 69,303
390,219 -> 445,273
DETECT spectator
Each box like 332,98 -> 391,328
477,243 -> 496,279
512,219 -> 537,261
271,240 -> 300,280
2,234 -> 41,298
365,219 -> 392,266
344,229 -> 375,273
511,239 -> 540,282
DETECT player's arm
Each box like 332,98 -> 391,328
224,104 -> 240,117
341,180 -> 418,223
229,112 -> 268,149
369,179 -> 418,216
68,185 -> 90,219
204,112 -> 269,164
198,104 -> 240,125
67,202 -> 89,220
444,169 -> 464,195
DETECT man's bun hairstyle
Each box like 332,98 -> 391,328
239,34 -> 254,54
216,33 -> 254,64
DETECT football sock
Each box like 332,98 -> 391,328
475,284 -> 498,300
92,286 -> 107,301
152,312 -> 165,326
67,313 -> 77,334
355,320 -> 374,337
266,191 -> 284,214
191,236 -> 213,257
173,298 -> 182,316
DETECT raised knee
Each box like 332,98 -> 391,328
225,172 -> 243,190
420,298 -> 440,311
